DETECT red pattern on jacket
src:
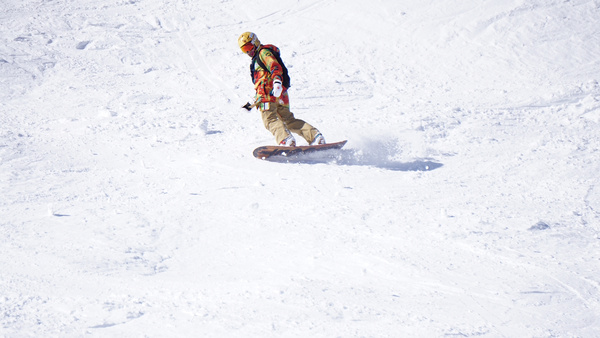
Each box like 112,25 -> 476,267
252,45 -> 290,106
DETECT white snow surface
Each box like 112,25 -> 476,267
2,0 -> 600,336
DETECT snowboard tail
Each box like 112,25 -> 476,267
253,140 -> 347,160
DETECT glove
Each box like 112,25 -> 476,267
242,97 -> 260,111
272,79 -> 283,98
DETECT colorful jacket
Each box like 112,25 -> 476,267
251,45 -> 289,106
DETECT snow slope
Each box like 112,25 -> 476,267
1,0 -> 600,336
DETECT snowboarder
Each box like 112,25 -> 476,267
239,32 -> 325,147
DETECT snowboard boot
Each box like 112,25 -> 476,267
280,135 -> 296,147
310,133 -> 326,145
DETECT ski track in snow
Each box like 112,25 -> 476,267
1,0 -> 600,336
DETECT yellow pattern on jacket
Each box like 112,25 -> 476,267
252,46 -> 290,107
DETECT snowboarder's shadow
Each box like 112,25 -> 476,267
270,149 -> 443,172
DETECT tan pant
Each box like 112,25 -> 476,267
260,101 -> 320,145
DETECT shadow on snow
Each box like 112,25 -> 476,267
266,149 -> 443,172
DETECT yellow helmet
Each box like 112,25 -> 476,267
238,32 -> 261,53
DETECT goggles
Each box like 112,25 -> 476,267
241,42 -> 255,54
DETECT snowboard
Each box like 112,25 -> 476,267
253,140 -> 347,160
